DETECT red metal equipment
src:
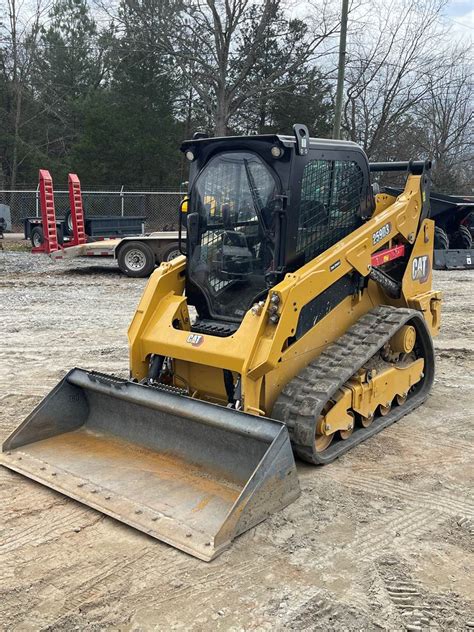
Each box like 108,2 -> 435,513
32,170 -> 88,256
33,170 -> 59,254
371,244 -> 405,267
68,173 -> 87,247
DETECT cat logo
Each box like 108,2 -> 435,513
411,255 -> 430,283
186,333 -> 204,347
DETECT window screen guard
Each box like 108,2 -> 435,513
297,160 -> 364,262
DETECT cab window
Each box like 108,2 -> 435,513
297,159 -> 364,262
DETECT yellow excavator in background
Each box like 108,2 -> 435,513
1,125 -> 441,561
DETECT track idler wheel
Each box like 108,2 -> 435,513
315,429 -> 333,452
339,411 -> 355,440
315,403 -> 334,452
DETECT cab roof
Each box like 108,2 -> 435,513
180,133 -> 361,153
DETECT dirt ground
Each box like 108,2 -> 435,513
1,247 -> 473,631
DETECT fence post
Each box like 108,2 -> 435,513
120,185 -> 124,216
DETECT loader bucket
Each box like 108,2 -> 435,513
1,369 -> 300,561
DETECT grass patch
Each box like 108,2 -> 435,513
2,241 -> 30,252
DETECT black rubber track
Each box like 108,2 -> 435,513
272,305 -> 435,465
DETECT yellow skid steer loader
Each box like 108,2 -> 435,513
2,125 -> 441,560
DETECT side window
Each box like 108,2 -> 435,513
297,159 -> 364,261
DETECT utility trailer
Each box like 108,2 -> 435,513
24,214 -> 146,249
53,231 -> 182,277
375,181 -> 474,270
31,170 -> 183,276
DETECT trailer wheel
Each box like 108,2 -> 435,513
64,210 -> 73,236
449,225 -> 472,249
56,224 -> 64,246
31,226 -> 44,248
31,225 -> 63,247
117,241 -> 156,277
161,242 -> 181,262
434,226 -> 449,250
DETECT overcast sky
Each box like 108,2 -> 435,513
443,0 -> 474,42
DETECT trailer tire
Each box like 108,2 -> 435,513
161,242 -> 181,262
56,224 -> 64,246
434,226 -> 449,250
64,210 -> 73,236
31,226 -> 44,248
449,225 -> 472,249
117,241 -> 156,277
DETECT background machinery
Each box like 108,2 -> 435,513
382,185 -> 473,270
1,125 -> 441,560
27,170 -> 181,276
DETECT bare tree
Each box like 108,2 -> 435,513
342,0 -> 450,159
415,54 -> 473,192
163,0 -> 339,135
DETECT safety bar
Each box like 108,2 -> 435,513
370,160 -> 431,175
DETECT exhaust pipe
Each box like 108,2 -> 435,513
1,369 -> 300,561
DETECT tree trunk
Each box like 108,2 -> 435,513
215,86 -> 229,136
10,81 -> 22,191
215,106 -> 228,136
258,95 -> 267,134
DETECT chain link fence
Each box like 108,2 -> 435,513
0,185 -> 185,233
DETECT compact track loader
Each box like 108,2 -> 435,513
2,125 -> 441,560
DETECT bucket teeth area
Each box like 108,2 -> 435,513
2,431 -> 236,560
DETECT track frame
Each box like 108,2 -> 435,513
272,305 -> 435,464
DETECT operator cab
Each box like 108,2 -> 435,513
181,125 -> 374,327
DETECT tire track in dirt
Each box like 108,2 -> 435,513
40,553 -> 266,629
376,562 -> 474,631
0,468 -> 15,485
329,473 -> 474,518
394,425 -> 473,448
340,453 -> 468,479
0,392 -> 42,403
347,508 -> 446,562
2,507 -> 94,554
37,547 -> 151,630
1,500 -> 97,554
283,589 -> 379,631
456,516 -> 474,536
0,489 -> 65,515
127,554 -> 342,630
129,556 -> 263,609
381,575 -> 436,631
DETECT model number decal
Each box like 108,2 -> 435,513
372,223 -> 391,245
186,334 -> 204,347
412,255 -> 430,283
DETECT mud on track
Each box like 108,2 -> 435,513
1,251 -> 473,631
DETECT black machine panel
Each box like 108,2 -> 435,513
294,274 -> 361,341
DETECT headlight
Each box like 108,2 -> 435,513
185,150 -> 195,161
271,146 -> 283,159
